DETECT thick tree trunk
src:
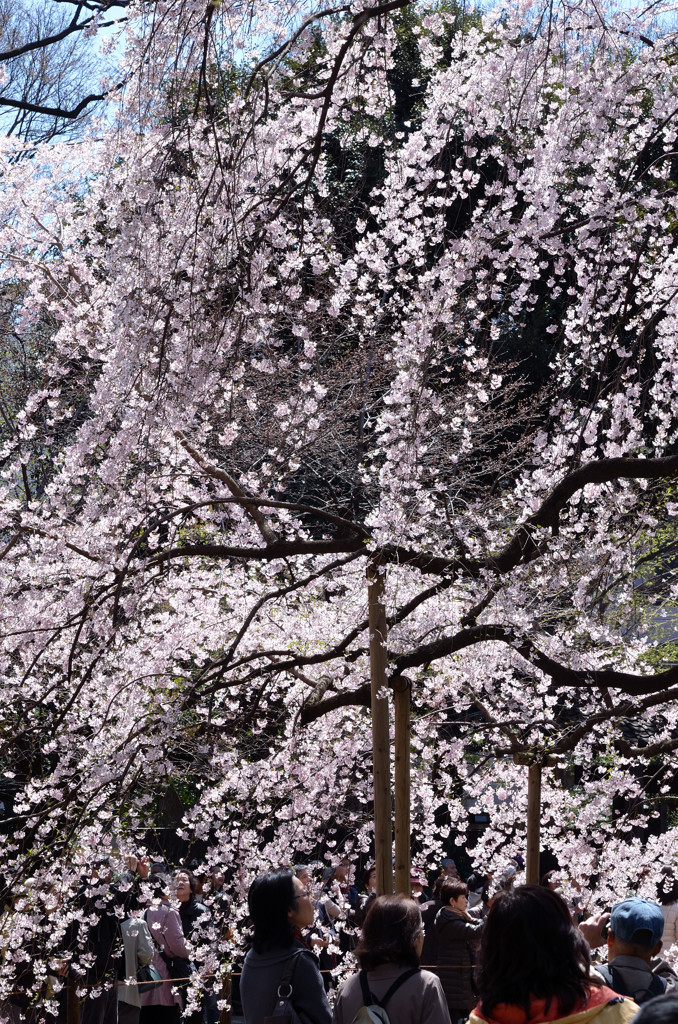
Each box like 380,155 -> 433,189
393,675 -> 411,897
368,558 -> 393,896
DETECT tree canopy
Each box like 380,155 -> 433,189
1,0 -> 678,1010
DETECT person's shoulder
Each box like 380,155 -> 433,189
419,968 -> 445,990
434,906 -> 449,927
595,997 -> 639,1024
335,972 -> 361,997
146,901 -> 171,922
579,986 -> 639,1024
294,945 -> 323,973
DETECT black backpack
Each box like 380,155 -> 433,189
597,963 -> 667,1004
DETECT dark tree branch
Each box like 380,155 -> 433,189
0,77 -> 128,120
394,624 -> 678,696
616,735 -> 678,758
153,454 -> 678,577
0,5 -> 128,62
299,684 -> 371,722
178,434 -> 279,545
244,2 -> 350,98
300,627 -> 678,724
148,536 -> 365,567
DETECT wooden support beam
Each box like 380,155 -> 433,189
67,978 -> 80,1024
393,674 -> 411,897
367,558 -> 393,896
526,762 -> 542,885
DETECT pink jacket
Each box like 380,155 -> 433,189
142,902 -> 192,1008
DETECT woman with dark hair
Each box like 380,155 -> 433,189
332,895 -> 450,1024
468,885 -> 638,1024
240,870 -> 331,1024
435,879 -> 484,1023
657,867 -> 678,952
176,870 -> 209,939
420,876 -> 445,969
175,870 -> 209,1024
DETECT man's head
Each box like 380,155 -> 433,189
334,858 -> 350,883
608,897 -> 664,963
632,993 -> 678,1023
293,864 -> 311,887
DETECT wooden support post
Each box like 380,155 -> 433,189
526,762 -> 542,885
513,753 -> 554,885
367,558 -> 393,896
220,971 -> 232,1024
393,675 -> 411,897
66,977 -> 80,1024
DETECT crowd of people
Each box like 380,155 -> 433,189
3,854 -> 678,1024
241,863 -> 678,1024
2,857 -> 228,1024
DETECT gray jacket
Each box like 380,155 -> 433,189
241,943 -> 331,1024
333,964 -> 451,1024
119,917 -> 155,1008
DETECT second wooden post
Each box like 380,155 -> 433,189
367,558 -> 393,895
393,674 -> 411,897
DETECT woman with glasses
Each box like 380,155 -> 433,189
240,870 -> 331,1024
332,895 -> 451,1024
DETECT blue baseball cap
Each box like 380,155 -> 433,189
610,898 -> 664,947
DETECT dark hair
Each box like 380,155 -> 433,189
478,885 -> 596,1018
355,896 -> 422,970
177,869 -> 198,895
248,870 -> 297,953
432,875 -> 445,900
440,879 -> 468,905
363,865 -> 376,887
657,868 -> 678,905
540,870 -> 559,888
634,993 -> 678,1024
467,873 -> 490,901
148,873 -> 170,901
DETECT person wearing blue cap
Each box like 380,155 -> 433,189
597,898 -> 677,1005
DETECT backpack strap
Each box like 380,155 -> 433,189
597,964 -> 617,990
276,949 -> 305,1000
360,968 -> 420,1009
380,968 -> 420,1008
597,963 -> 667,1004
359,971 -> 373,1006
645,974 -> 667,1000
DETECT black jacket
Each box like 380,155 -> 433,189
435,906 -> 484,1012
